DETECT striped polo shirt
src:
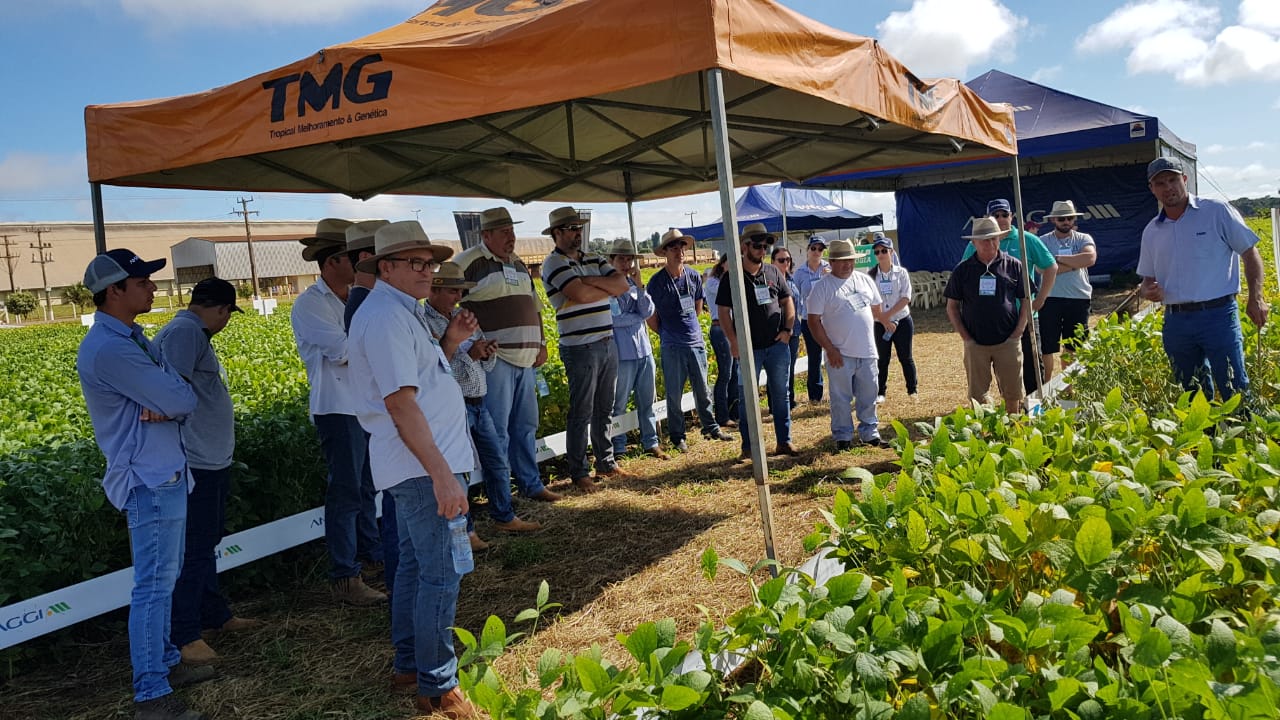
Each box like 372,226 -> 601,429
541,248 -> 616,346
454,243 -> 544,368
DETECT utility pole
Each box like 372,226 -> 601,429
685,211 -> 697,262
0,234 -> 18,292
27,227 -> 54,322
232,197 -> 261,302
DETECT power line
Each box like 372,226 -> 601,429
0,234 -> 18,293
231,198 -> 262,301
27,227 -> 54,322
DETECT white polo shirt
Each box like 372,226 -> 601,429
807,271 -> 882,360
348,280 -> 474,491
290,278 -> 353,416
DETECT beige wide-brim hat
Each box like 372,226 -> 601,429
1045,200 -> 1084,218
542,206 -> 584,235
430,262 -> 476,289
827,238 -> 858,260
655,228 -> 695,254
301,239 -> 348,262
345,219 -> 390,253
356,221 -> 454,273
608,238 -> 640,257
300,217 -> 353,261
480,207 -> 523,231
739,222 -> 776,243
963,216 -> 1006,240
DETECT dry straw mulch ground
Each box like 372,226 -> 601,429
2,288 -> 1135,719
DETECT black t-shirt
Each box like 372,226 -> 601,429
343,284 -> 371,333
943,252 -> 1026,346
716,262 -> 791,348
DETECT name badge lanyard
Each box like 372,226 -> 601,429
131,333 -> 161,367
979,260 -> 998,297
670,270 -> 695,315
751,270 -> 772,305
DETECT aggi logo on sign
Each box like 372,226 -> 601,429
1,602 -> 71,632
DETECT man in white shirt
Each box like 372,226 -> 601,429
290,218 -> 385,607
805,239 -> 890,450
347,221 -> 479,719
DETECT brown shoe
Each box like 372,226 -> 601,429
218,616 -> 262,633
598,465 -> 634,479
391,670 -> 416,695
179,639 -> 218,666
468,532 -> 490,552
573,476 -> 602,493
332,576 -> 387,606
644,446 -> 671,460
773,442 -> 800,456
135,693 -> 208,720
415,688 -> 480,719
527,488 -> 562,503
493,517 -> 542,533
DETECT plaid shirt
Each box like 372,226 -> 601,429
421,302 -> 495,399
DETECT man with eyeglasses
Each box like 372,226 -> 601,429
1037,201 -> 1097,380
716,222 -> 799,457
792,237 -> 831,403
541,207 -> 631,492
961,199 -> 1057,395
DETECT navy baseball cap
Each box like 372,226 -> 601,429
1147,156 -> 1185,182
190,277 -> 244,313
84,249 -> 166,293
871,233 -> 893,249
987,199 -> 1012,215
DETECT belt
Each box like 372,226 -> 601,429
1167,294 -> 1233,313
464,396 -> 484,406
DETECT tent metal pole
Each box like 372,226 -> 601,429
91,183 -> 107,255
780,182 -> 789,250
624,171 -> 637,246
707,68 -> 778,573
1009,156 -> 1046,407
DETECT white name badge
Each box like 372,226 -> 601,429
754,285 -> 773,305
878,278 -> 892,295
979,276 -> 997,296
680,295 -> 696,316
502,264 -> 521,285
852,295 -> 868,312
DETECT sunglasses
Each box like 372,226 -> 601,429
558,224 -> 584,232
775,257 -> 792,264
873,248 -> 891,255
384,256 -> 439,273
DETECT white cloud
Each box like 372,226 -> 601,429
876,0 -> 1027,79
118,0 -> 423,29
1077,0 -> 1280,85
1203,144 -> 1226,154
1029,65 -> 1062,84
0,153 -> 86,194
1200,162 -> 1280,198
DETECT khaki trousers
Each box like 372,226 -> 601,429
963,337 -> 1023,412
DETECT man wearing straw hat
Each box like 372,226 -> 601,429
1037,201 -> 1097,381
1139,156 -> 1269,400
347,221 -> 480,719
454,207 -> 563,504
944,217 -> 1031,412
647,228 -> 733,453
290,219 -> 385,607
541,206 -> 631,492
604,238 -> 667,460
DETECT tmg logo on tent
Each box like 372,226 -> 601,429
262,54 -> 392,123
0,602 -> 71,632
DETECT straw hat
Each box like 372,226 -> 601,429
300,218 -> 352,262
739,222 -> 776,243
608,238 -> 640,257
827,238 -> 857,260
430,262 -> 476,289
480,207 -> 522,231
1044,200 -> 1084,218
963,217 -> 1005,240
345,219 -> 390,253
655,228 -> 694,254
542,206 -> 584,235
356,221 -> 454,273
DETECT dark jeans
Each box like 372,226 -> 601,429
466,400 -> 517,523
873,316 -> 918,397
357,446 -> 382,565
786,330 -> 801,408
381,491 -> 398,601
799,319 -> 824,402
170,466 -> 233,648
709,323 -> 740,425
561,338 -> 619,479
739,341 -> 792,452
1021,319 -> 1041,396
313,413 -> 368,580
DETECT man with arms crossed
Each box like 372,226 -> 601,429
1037,201 -> 1096,380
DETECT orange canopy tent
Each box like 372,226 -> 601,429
84,0 -> 1017,563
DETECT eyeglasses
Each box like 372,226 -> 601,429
384,256 -> 439,273
557,224 -> 584,233
992,211 -> 1011,219
873,248 -> 891,255
775,257 -> 792,264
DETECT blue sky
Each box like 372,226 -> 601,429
2,0 -> 1278,242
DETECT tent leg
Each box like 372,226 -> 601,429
707,68 -> 778,573
91,183 -> 107,255
780,181 -> 789,249
624,171 -> 637,246
1010,157 -> 1046,408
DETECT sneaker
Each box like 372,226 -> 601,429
675,440 -> 689,453
167,663 -> 216,689
493,516 -> 542,533
644,446 -> 672,460
703,429 -> 734,441
179,639 -> 218,666
332,576 -> 387,606
835,440 -> 853,452
135,694 -> 207,720
865,436 -> 892,449
875,395 -> 885,404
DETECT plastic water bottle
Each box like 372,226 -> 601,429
447,516 -> 473,574
882,328 -> 894,341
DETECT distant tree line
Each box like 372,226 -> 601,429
1231,196 -> 1280,219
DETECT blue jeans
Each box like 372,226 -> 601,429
381,492 -> 398,601
874,316 -> 918,396
561,339 -> 619,478
466,400 -> 517,523
709,323 -> 739,425
739,342 -> 792,452
786,331 -> 801,408
612,355 -> 659,455
313,413 -> 367,580
661,344 -> 719,442
357,443 -> 382,564
483,359 -> 549,498
1162,300 -> 1249,400
799,319 -> 824,401
388,473 -> 466,697
827,355 -> 882,442
125,475 -> 187,702
170,466 -> 232,648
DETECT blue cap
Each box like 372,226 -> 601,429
987,199 -> 1011,215
1147,156 -> 1185,182
871,233 -> 892,249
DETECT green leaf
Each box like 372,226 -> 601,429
744,700 -> 774,720
659,684 -> 701,710
855,652 -> 888,691
1178,487 -> 1208,528
824,571 -> 872,606
622,622 -> 658,663
1134,449 -> 1161,485
1205,619 -> 1237,668
898,693 -> 931,720
480,615 -> 507,651
536,579 -> 550,607
537,648 -> 564,688
1132,627 -> 1173,667
701,545 -> 719,580
720,557 -> 750,576
573,655 -> 612,693
907,510 -> 929,552
1074,516 -> 1113,566
988,703 -> 1030,720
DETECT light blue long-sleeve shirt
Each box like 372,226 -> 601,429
610,277 -> 655,361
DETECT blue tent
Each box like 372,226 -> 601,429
681,184 -> 881,241
799,70 -> 1196,273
